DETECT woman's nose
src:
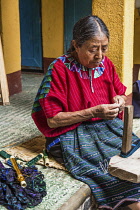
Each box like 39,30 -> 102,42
95,48 -> 102,59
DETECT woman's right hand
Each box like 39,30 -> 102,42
92,103 -> 120,120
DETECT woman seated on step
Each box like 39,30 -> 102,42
32,15 -> 140,210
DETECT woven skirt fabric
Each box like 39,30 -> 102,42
59,118 -> 140,209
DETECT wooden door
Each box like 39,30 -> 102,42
64,0 -> 92,52
19,0 -> 42,70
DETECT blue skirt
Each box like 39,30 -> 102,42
59,118 -> 140,209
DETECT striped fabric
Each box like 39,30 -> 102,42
59,118 -> 140,209
32,54 -> 126,137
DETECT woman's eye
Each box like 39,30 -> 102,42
102,47 -> 108,52
89,50 -> 96,53
89,46 -> 108,53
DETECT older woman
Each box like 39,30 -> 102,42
32,16 -> 140,210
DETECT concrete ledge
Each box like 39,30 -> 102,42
58,184 -> 96,210
136,129 -> 140,138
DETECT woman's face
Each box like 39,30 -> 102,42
73,33 -> 109,68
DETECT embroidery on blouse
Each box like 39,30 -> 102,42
63,54 -> 105,93
64,54 -> 105,79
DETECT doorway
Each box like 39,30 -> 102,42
19,0 -> 43,71
64,0 -> 92,52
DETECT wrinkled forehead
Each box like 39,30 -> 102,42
83,34 -> 109,47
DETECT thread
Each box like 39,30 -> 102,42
0,150 -> 25,166
26,153 -> 43,167
0,160 -> 4,168
5,158 -> 23,169
0,150 -> 11,159
43,150 -> 49,166
10,156 -> 27,188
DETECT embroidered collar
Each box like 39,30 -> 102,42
63,54 -> 105,93
65,54 -> 105,79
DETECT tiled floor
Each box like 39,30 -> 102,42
0,73 -> 43,148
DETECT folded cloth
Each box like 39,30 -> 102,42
0,162 -> 46,210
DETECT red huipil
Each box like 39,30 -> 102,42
32,55 -> 126,137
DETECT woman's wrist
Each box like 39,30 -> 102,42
86,106 -> 98,118
120,95 -> 127,102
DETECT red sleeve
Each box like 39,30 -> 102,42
39,60 -> 68,118
105,57 -> 127,120
105,57 -> 127,97
113,66 -> 127,96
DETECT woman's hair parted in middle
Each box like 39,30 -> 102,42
68,15 -> 110,53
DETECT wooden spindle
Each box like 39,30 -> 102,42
121,105 -> 134,154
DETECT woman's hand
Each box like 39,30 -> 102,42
112,95 -> 126,113
92,104 -> 120,120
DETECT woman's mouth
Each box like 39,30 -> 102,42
93,60 -> 101,64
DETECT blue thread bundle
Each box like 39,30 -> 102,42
0,161 -> 47,210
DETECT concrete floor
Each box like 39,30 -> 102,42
0,73 -> 43,148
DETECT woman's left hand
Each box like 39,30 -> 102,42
113,95 -> 126,113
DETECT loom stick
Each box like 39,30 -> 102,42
10,156 -> 27,188
121,105 -> 133,154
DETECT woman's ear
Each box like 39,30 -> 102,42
72,40 -> 78,52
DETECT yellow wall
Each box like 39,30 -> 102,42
123,0 -> 134,92
92,0 -> 134,95
42,0 -> 64,58
0,0 -> 21,74
134,8 -> 140,64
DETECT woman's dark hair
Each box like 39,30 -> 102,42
68,15 -> 109,53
